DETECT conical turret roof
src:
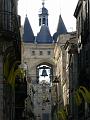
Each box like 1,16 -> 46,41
53,15 -> 67,42
36,25 -> 53,43
23,15 -> 35,43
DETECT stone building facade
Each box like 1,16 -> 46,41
74,0 -> 90,119
22,28 -> 55,120
54,32 -> 78,119
0,0 -> 21,120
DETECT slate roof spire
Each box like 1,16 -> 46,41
23,15 -> 35,43
36,25 -> 52,43
57,15 -> 67,34
53,15 -> 67,42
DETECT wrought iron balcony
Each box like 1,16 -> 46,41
0,11 -> 21,40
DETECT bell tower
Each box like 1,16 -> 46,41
22,1 -> 56,120
39,0 -> 48,26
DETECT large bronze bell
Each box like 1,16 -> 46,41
41,69 -> 48,77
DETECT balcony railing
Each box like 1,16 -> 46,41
0,11 -> 21,39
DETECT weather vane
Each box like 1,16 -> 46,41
42,0 -> 45,7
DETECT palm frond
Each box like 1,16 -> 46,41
3,54 -> 10,78
79,86 -> 90,103
58,108 -> 67,120
7,61 -> 21,87
74,90 -> 82,106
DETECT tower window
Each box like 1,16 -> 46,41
32,51 -> 35,55
39,18 -> 41,26
40,51 -> 43,55
47,51 -> 51,55
43,18 -> 45,24
47,19 -> 48,26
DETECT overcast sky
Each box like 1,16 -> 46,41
18,0 -> 78,35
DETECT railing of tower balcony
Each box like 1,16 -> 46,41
0,11 -> 20,39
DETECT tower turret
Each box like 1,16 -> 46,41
39,0 -> 48,26
23,15 -> 35,43
53,15 -> 67,42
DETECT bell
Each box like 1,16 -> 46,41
41,69 -> 48,77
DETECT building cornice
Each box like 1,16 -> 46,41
74,0 -> 82,18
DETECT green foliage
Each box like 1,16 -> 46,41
3,54 -> 10,78
74,89 -> 82,106
3,54 -> 25,88
8,66 -> 25,88
79,86 -> 90,103
57,106 -> 68,120
75,86 -> 90,106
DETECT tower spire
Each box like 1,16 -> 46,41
38,0 -> 48,26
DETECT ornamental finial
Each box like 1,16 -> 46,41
42,0 -> 45,7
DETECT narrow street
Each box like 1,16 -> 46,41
0,0 -> 90,120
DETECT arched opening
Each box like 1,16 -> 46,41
36,62 -> 53,84
42,17 -> 45,24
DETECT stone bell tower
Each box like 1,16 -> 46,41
22,0 -> 68,119
22,0 -> 55,119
